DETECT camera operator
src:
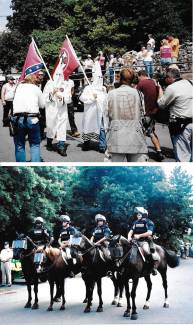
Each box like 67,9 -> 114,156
157,68 -> 193,162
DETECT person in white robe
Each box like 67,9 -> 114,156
80,61 -> 108,152
43,76 -> 71,156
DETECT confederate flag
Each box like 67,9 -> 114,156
52,36 -> 79,85
19,41 -> 44,81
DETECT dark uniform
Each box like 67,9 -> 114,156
92,224 -> 112,242
29,227 -> 50,246
59,226 -> 76,242
131,217 -> 155,251
92,224 -> 112,262
131,217 -> 154,237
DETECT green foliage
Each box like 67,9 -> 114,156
0,0 -> 191,72
0,166 -> 192,250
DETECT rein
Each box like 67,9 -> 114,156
19,248 -> 36,260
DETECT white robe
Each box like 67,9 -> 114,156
80,85 -> 108,142
43,80 -> 71,141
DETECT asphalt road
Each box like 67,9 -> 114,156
0,258 -> 193,324
0,100 -> 175,163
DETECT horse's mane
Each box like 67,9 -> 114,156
119,235 -> 130,247
81,234 -> 93,247
44,246 -> 61,257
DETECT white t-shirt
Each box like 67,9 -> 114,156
143,50 -> 154,62
0,248 -> 13,261
13,83 -> 45,114
1,83 -> 16,101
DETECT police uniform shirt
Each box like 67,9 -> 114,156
30,227 -> 50,244
132,218 -> 154,236
93,225 -> 112,242
59,226 -> 76,242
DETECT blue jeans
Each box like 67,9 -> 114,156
99,128 -> 107,151
109,67 -> 114,84
144,61 -> 154,78
57,141 -> 65,149
12,116 -> 41,162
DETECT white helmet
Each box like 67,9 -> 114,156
60,215 -> 71,223
95,214 -> 106,222
35,217 -> 44,224
143,209 -> 148,216
134,207 -> 145,215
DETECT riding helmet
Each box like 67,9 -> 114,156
95,214 -> 106,222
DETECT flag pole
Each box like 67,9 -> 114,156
32,37 -> 53,81
66,35 -> 91,86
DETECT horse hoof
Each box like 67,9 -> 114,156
112,300 -> 117,305
47,307 -> 53,312
60,305 -> 65,311
96,307 -> 103,312
84,307 -> 91,313
117,302 -> 123,307
123,311 -> 130,317
53,297 -> 61,303
24,303 -> 31,308
131,313 -> 138,320
32,304 -> 39,310
163,303 -> 169,308
83,298 -> 88,303
143,305 -> 149,310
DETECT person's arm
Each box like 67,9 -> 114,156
1,84 -> 6,105
128,229 -> 134,241
157,86 -> 175,108
79,87 -> 97,105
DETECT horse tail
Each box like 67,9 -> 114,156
164,249 -> 179,268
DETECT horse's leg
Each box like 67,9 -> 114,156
159,268 -> 169,308
117,272 -> 124,307
96,278 -> 103,312
47,278 -> 54,311
143,275 -> 152,310
60,277 -> 66,310
130,278 -> 139,320
123,279 -> 131,317
24,283 -> 32,308
111,272 -> 119,305
32,280 -> 39,309
53,281 -> 61,302
84,279 -> 94,313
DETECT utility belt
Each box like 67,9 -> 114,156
9,113 -> 40,137
169,116 -> 192,136
13,113 -> 40,118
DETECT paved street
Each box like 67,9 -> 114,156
0,258 -> 192,324
0,101 -> 175,163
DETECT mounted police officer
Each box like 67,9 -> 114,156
29,217 -> 51,246
58,215 -> 77,277
91,214 -> 112,261
128,207 -> 159,275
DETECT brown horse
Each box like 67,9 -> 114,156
111,236 -> 179,320
35,245 -> 82,311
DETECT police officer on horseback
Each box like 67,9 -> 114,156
91,214 -> 112,261
58,215 -> 77,277
128,207 -> 159,275
29,217 -> 51,246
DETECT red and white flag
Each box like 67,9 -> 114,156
52,36 -> 79,85
19,41 -> 44,81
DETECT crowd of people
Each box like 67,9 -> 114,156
0,34 -> 192,162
